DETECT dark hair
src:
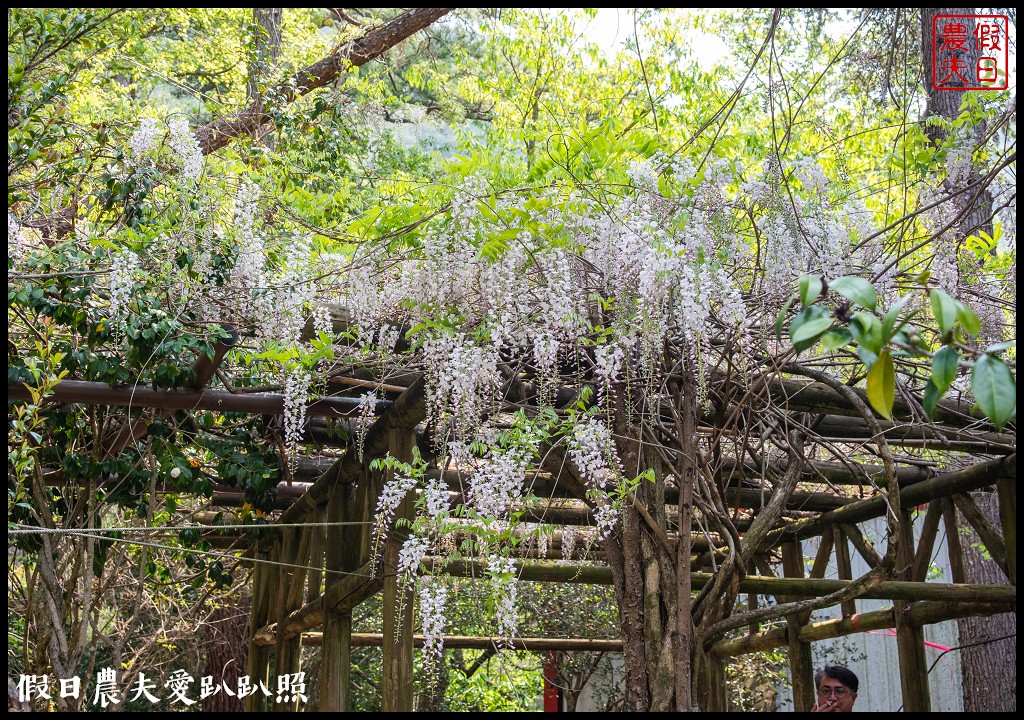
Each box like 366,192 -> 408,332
815,665 -> 859,693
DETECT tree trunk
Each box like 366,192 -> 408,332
957,491 -> 1015,712
247,8 -> 282,149
203,602 -> 250,712
919,8 -> 993,239
247,9 -> 283,102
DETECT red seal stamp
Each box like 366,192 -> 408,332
932,14 -> 1009,90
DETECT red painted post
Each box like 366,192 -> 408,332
543,651 -> 561,712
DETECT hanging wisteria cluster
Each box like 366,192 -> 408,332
333,154 -> 905,649
93,111 -> 1014,667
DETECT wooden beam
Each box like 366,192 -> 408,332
275,377 -> 426,526
839,522 -> 882,569
8,379 -> 388,417
806,415 -> 1015,453
755,373 -> 992,429
941,497 -> 967,583
711,599 -> 1015,658
320,484 -> 356,711
245,548 -> 273,712
833,527 -> 856,617
300,633 -> 624,651
769,454 -> 1016,546
435,561 -> 1017,603
273,528 -> 303,712
252,563 -> 1015,647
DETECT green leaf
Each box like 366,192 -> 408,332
820,328 -> 852,351
866,348 -> 895,420
799,274 -> 823,308
856,345 -> 879,368
881,294 -> 914,341
849,311 -> 883,355
985,339 -> 1017,354
971,354 -> 1016,430
955,300 -> 981,337
931,346 -> 959,394
830,276 -> 877,310
929,288 -> 958,335
789,305 -> 832,352
775,295 -> 796,344
922,379 -> 941,420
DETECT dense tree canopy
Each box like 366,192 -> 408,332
8,7 -> 1016,712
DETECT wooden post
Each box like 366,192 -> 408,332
996,477 -> 1015,585
321,484 -> 355,711
781,540 -> 815,712
381,427 -> 416,712
832,527 -> 856,617
912,500 -> 943,581
250,543 -> 280,712
306,508 -> 324,604
894,509 -> 931,712
941,497 -> 967,583
706,655 -> 727,711
273,527 -> 304,711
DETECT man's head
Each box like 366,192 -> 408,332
814,665 -> 859,712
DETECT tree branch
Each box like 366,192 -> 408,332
194,8 -> 454,155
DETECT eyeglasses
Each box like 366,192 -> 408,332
817,687 -> 850,698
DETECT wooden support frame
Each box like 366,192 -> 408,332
941,497 -> 967,584
894,509 -> 931,712
832,527 -> 857,618
781,540 -> 815,712
320,482 -> 356,711
912,500 -> 943,582
711,599 -> 1014,657
381,427 -> 417,712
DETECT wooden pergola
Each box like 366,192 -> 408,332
13,339 -> 1016,712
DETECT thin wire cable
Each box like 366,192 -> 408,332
8,520 -> 373,536
894,632 -> 1018,712
52,529 -> 378,579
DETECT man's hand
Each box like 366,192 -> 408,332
811,698 -> 840,712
